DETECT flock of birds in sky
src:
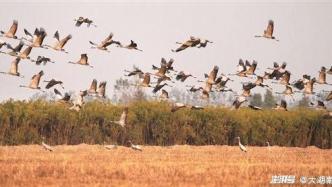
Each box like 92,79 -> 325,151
0,18 -> 331,152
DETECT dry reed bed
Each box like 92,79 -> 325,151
0,145 -> 331,186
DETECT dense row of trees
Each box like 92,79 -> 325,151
0,99 -> 330,148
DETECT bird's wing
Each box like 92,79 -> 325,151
79,54 -> 88,65
97,82 -> 106,97
245,60 -> 251,67
161,58 -> 167,66
45,79 -> 57,89
9,58 -> 20,74
152,84 -> 162,93
143,73 -> 150,85
58,34 -> 72,48
243,82 -> 256,90
34,29 -> 47,46
75,20 -> 83,27
13,41 -> 24,52
24,29 -> 33,38
238,60 -> 246,72
29,72 -> 42,88
34,28 -> 40,36
326,91 -> 332,101
204,82 -> 212,92
161,89 -> 168,96
6,43 -> 14,50
208,66 -> 219,82
319,71 -> 326,83
89,79 -> 97,92
266,20 -> 274,37
54,88 -> 62,97
167,58 -> 174,68
53,31 -> 60,41
21,46 -> 33,57
158,65 -> 167,76
8,20 -> 18,35
102,33 -> 113,44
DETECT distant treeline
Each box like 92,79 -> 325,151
0,100 -> 331,148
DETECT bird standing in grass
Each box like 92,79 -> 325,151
41,137 -> 54,152
128,140 -> 142,151
236,137 -> 247,152
103,142 -> 118,150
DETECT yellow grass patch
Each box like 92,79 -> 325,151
0,145 -> 331,186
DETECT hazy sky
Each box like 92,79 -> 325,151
0,0 -> 331,101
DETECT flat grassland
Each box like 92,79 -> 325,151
0,145 -> 331,186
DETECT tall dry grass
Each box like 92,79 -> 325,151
0,145 -> 331,186
0,99 -> 331,148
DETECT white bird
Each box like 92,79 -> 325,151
111,107 -> 128,127
128,140 -> 142,151
41,139 -> 53,152
236,136 -> 247,152
266,141 -> 271,151
69,90 -> 88,111
104,142 -> 118,150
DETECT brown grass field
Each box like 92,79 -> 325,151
0,145 -> 331,186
